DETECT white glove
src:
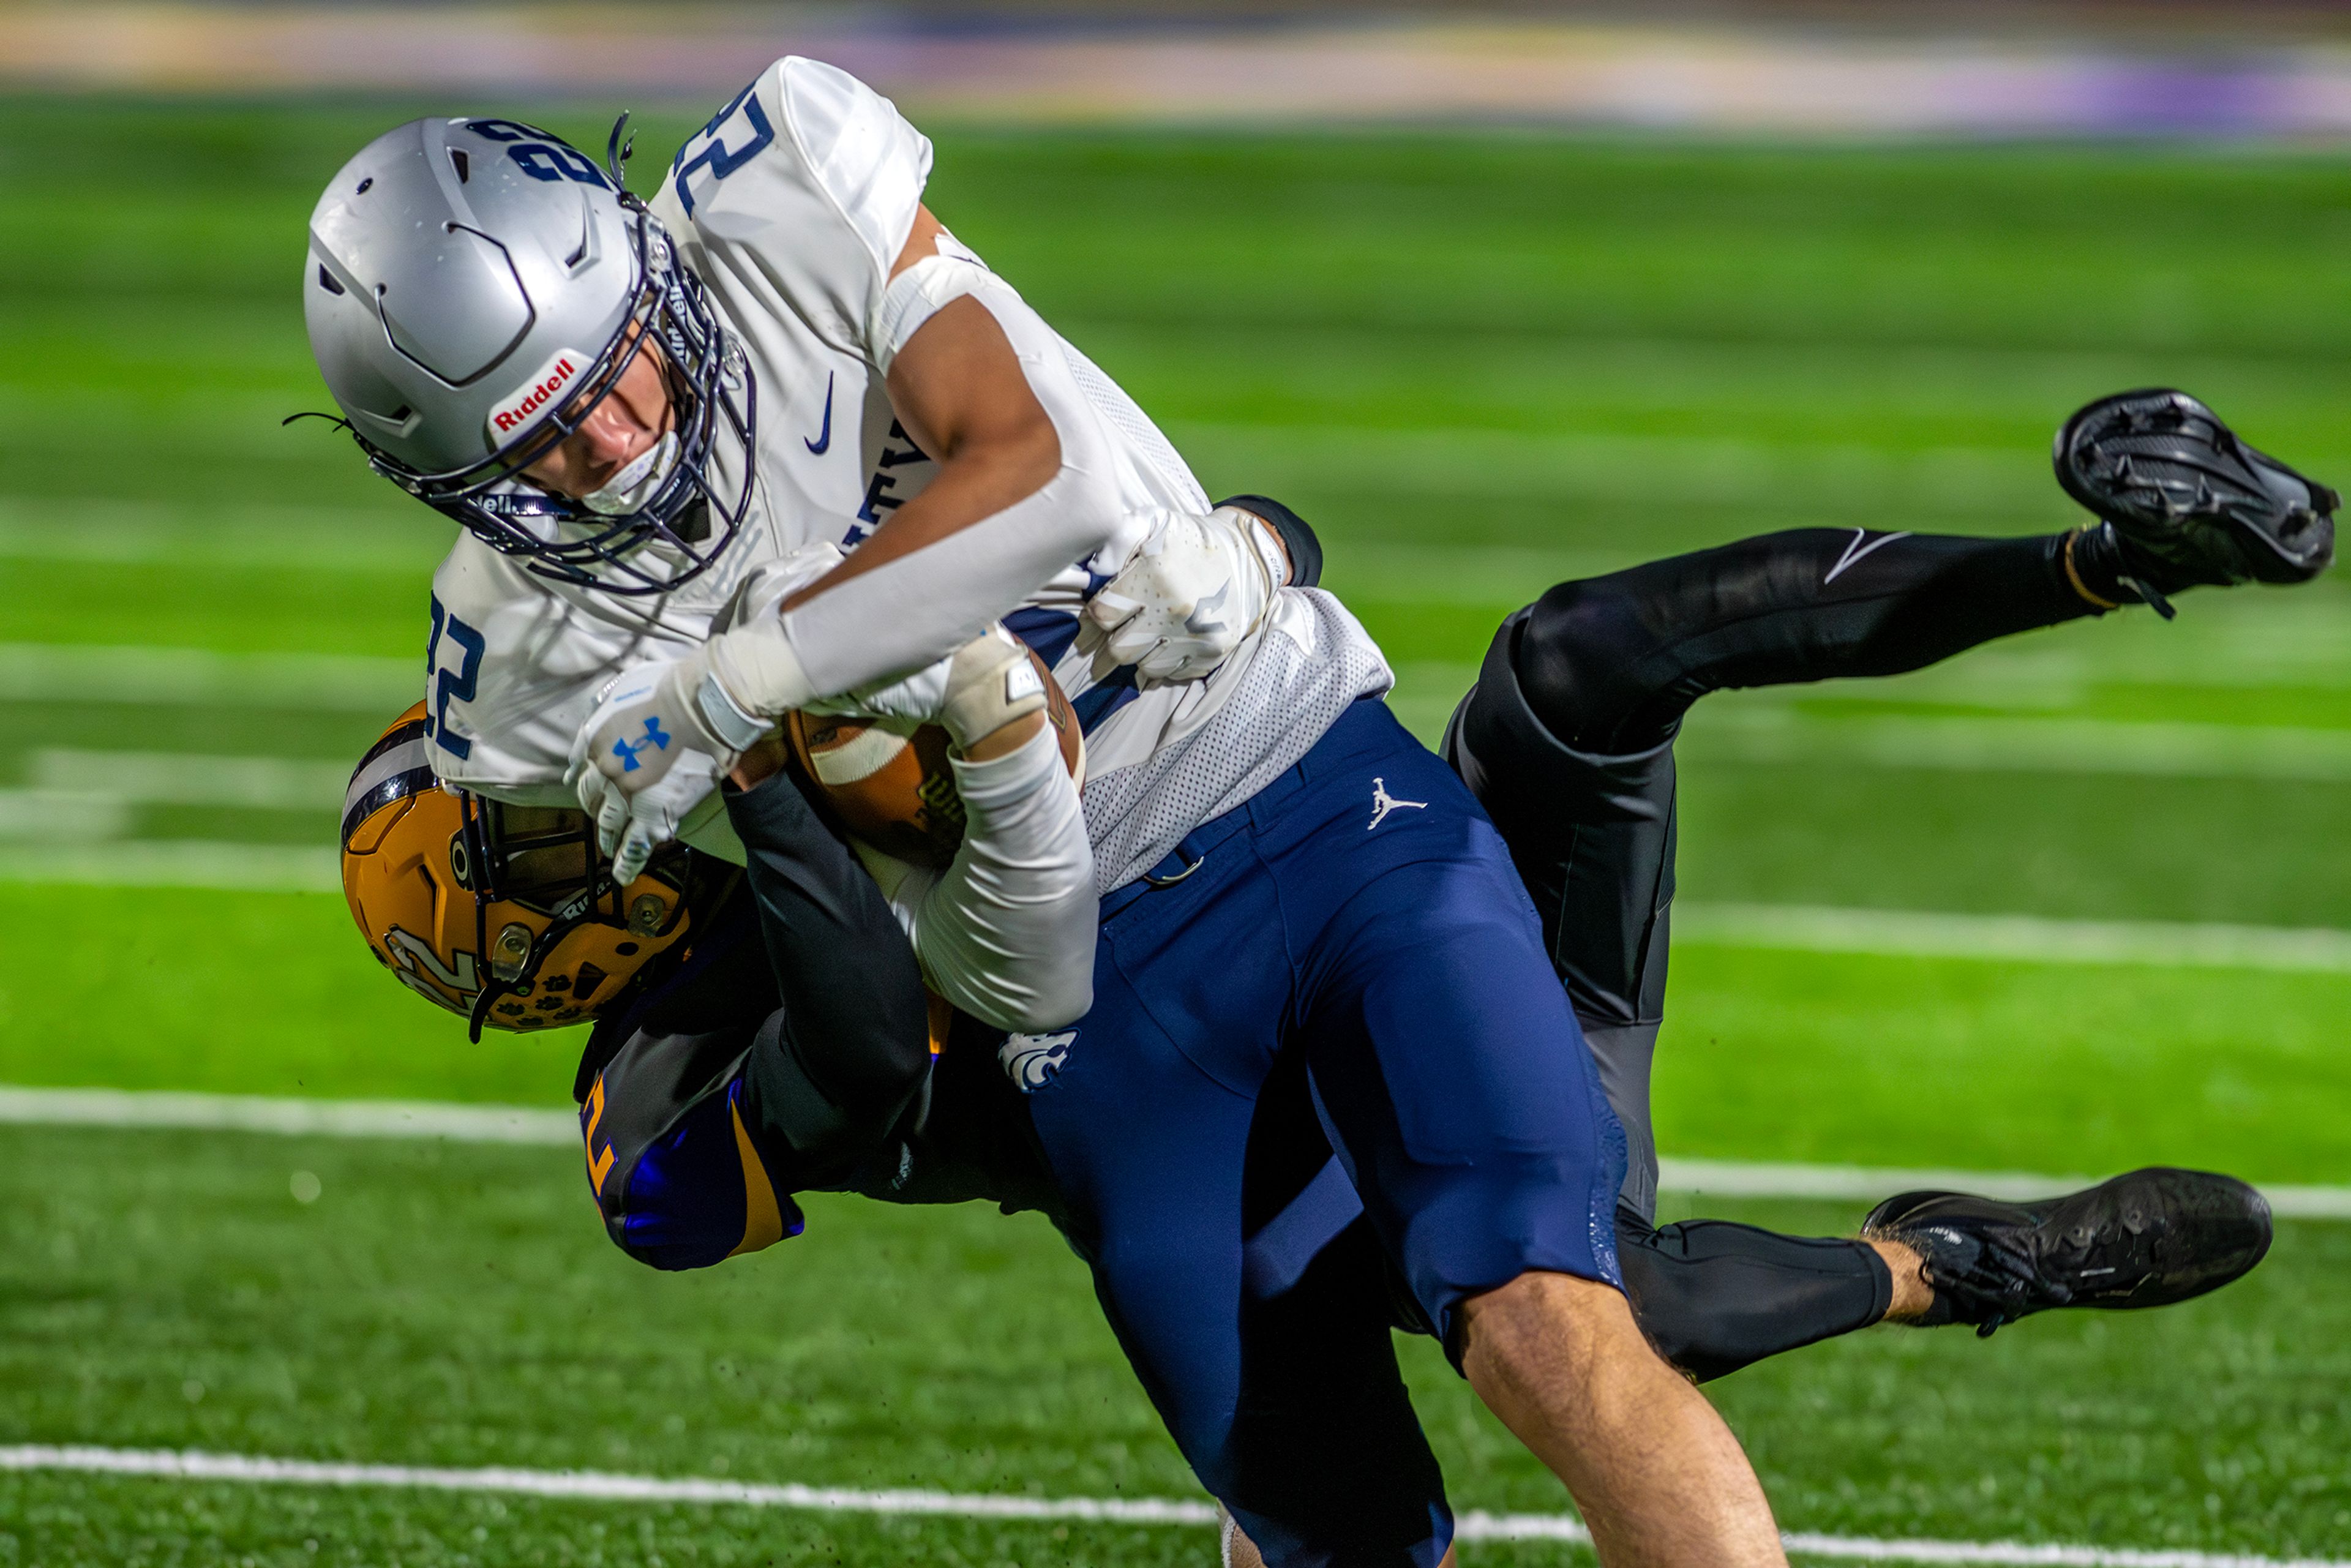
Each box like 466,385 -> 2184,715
806,625 -> 1046,752
1081,506 -> 1288,688
566,653 -> 770,880
576,743 -> 725,885
713,541 -> 846,634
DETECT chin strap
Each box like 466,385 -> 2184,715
604,110 -> 636,192
466,983 -> 501,1045
465,888 -> 615,1042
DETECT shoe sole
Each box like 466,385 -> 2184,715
2053,388 -> 2336,584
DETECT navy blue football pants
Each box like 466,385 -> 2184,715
579,702 -> 1626,1566
1021,697 -> 1627,1568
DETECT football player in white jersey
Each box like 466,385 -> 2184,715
304,64 -> 1791,1566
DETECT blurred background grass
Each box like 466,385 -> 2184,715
2,96 -> 2345,1176
1,13 -> 2349,1559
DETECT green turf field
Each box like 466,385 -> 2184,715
1,97 -> 2346,1562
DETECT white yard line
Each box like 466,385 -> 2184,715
1674,904 -> 2351,976
0,789 -> 130,841
0,500 -> 448,571
0,1445 -> 2337,1567
1388,695 -> 2351,782
29,749 -> 351,811
1684,711 -> 2351,784
0,1444 -> 1218,1526
1,1085 -> 2346,1219
0,642 -> 415,711
1655,1158 -> 2351,1221
0,841 -> 338,891
0,1087 -> 577,1144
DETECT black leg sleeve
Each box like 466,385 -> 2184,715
1442,528 -> 2074,1373
1517,528 -> 2095,753
1445,614 -> 1677,1027
1447,527 -> 2103,1214
1617,1209 -> 1894,1384
1447,609 -> 1679,1220
723,770 -> 936,1187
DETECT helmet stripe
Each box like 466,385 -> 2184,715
342,725 -> 437,847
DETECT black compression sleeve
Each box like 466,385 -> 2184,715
723,769 -> 933,1185
1617,1210 -> 1893,1382
1517,528 -> 2094,753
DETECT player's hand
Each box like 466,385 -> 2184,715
715,541 -> 846,633
567,655 -> 766,876
577,745 -> 724,884
804,625 -> 1045,752
1081,506 -> 1288,687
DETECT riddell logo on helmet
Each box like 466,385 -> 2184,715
486,349 -> 591,441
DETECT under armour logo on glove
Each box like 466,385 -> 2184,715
610,717 -> 672,773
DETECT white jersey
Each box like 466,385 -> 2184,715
426,55 -> 1390,897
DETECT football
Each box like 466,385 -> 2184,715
785,645 -> 1084,866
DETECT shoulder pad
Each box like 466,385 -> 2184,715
654,58 -> 930,359
776,57 -> 932,274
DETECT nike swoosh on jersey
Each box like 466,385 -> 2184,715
803,372 -> 834,456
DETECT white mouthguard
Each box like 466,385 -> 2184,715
581,430 -> 681,517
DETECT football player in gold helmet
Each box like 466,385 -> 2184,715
342,702 -> 967,1272
342,703 -> 718,1040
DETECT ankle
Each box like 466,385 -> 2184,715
2061,526 -> 2122,611
1870,1239 -> 1940,1322
2064,523 -> 2185,616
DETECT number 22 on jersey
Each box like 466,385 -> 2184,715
670,81 -> 776,217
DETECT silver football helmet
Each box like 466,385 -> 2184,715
304,116 -> 756,594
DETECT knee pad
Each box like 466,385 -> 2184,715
1512,576 -> 1656,746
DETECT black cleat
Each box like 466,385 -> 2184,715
1862,1167 -> 2273,1339
2055,388 -> 2336,615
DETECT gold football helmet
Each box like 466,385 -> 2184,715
342,703 -> 700,1038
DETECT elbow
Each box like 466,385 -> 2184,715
1030,416 -> 1122,559
962,402 -> 1062,523
607,1188 -> 805,1273
953,948 -> 1093,1034
591,1086 -> 806,1271
1010,410 -> 1063,506
604,1202 -> 743,1272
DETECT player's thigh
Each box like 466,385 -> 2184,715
1298,849 -> 1629,1354
1022,936 -> 1452,1565
1446,613 -> 1678,1028
1019,931 -> 1262,1459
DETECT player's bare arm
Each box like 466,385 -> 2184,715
775,208 -> 1061,611
776,206 -> 1291,642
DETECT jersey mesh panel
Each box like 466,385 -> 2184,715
1083,590 -> 1390,893
1059,342 -> 1210,512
